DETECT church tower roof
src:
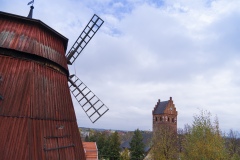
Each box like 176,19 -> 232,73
152,97 -> 173,115
153,100 -> 168,114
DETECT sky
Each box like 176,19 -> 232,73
1,0 -> 240,132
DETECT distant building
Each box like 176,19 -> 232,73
120,131 -> 152,157
152,97 -> 178,133
82,142 -> 98,160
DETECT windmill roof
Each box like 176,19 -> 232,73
0,11 -> 68,51
153,101 -> 168,114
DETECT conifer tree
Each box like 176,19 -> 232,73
129,129 -> 145,160
108,131 -> 121,160
97,132 -> 108,158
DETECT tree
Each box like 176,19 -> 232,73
97,132 -> 109,158
151,125 -> 178,160
84,135 -> 90,142
230,154 -> 240,160
87,131 -> 121,159
88,131 -> 98,142
177,128 -> 184,154
87,131 -> 109,159
129,129 -> 145,160
108,131 -> 121,160
121,148 -> 130,160
225,129 -> 240,159
181,110 -> 228,160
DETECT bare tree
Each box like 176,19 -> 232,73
226,129 -> 240,159
177,128 -> 184,154
151,125 -> 178,160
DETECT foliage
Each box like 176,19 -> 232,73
226,129 -> 240,157
230,153 -> 240,160
89,131 -> 98,142
121,148 -> 130,160
108,131 -> 121,160
98,132 -> 109,157
88,131 -> 109,158
181,110 -> 228,160
151,126 -> 178,160
225,129 -> 240,159
88,131 -> 121,160
84,135 -> 89,142
177,128 -> 185,154
129,129 -> 145,160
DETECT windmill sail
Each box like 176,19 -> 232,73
66,14 -> 104,65
68,74 -> 109,123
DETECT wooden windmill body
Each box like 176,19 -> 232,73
0,10 -> 108,160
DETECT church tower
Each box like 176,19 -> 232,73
152,97 -> 178,133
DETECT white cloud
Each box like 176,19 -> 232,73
1,0 -> 240,132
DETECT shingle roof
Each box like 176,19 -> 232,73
83,142 -> 98,160
153,101 -> 168,114
120,132 -> 152,153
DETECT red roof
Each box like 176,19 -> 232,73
82,142 -> 98,160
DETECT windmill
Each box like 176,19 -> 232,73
66,14 -> 109,123
0,10 -> 109,159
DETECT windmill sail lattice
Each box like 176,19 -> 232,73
66,14 -> 104,65
68,75 -> 109,123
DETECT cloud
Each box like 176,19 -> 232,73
63,0 -> 240,131
1,0 -> 240,132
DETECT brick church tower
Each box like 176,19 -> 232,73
152,97 -> 178,133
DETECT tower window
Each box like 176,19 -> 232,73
172,118 -> 174,123
155,117 -> 157,121
168,117 -> 170,122
160,117 -> 162,121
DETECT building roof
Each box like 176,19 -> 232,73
120,132 -> 152,153
0,11 -> 68,51
153,100 -> 168,114
83,142 -> 98,160
0,11 -> 69,71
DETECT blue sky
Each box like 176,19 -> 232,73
1,0 -> 240,132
